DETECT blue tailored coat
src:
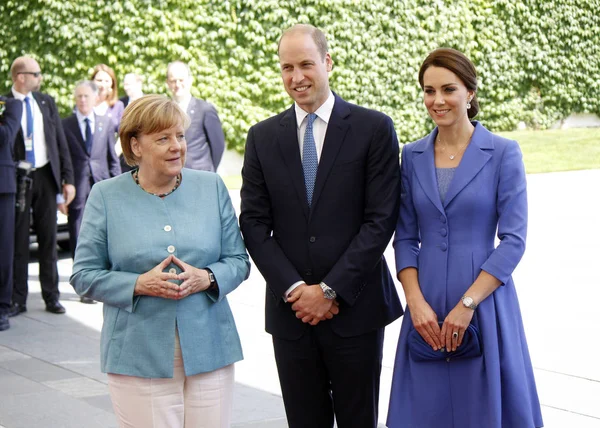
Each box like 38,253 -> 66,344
387,123 -> 543,428
70,169 -> 250,378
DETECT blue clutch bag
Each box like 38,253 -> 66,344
408,322 -> 482,362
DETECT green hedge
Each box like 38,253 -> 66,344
1,0 -> 598,150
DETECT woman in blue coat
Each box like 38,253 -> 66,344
387,49 -> 543,427
70,95 -> 250,427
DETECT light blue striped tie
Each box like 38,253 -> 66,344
24,96 -> 36,165
302,113 -> 318,206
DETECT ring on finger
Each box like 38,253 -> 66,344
452,331 -> 459,339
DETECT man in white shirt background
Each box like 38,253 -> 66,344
6,56 -> 75,316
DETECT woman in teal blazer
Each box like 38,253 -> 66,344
70,95 -> 250,427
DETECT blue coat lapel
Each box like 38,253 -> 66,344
277,105 -> 310,220
443,122 -> 493,208
412,130 -> 445,215
311,95 -> 350,210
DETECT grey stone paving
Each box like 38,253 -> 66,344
0,166 -> 599,427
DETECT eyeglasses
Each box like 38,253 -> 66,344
18,71 -> 42,77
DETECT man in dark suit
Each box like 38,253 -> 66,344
166,61 -> 225,172
62,81 -> 120,302
0,97 -> 23,331
7,56 -> 75,316
239,24 -> 403,428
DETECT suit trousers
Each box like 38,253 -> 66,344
107,331 -> 235,428
12,163 -> 59,305
0,193 -> 15,311
273,323 -> 384,428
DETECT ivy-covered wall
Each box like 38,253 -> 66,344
1,0 -> 598,150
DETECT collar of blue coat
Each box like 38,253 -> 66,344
410,121 -> 495,212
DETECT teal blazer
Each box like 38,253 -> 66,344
70,169 -> 250,378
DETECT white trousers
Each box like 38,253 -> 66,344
107,331 -> 235,428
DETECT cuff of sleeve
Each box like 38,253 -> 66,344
283,281 -> 304,302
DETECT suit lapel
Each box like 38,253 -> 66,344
277,106 -> 310,220
67,115 -> 87,154
310,96 -> 350,210
443,122 -> 494,208
91,114 -> 107,157
32,92 -> 51,144
412,131 -> 445,215
187,97 -> 197,116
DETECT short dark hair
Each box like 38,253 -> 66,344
278,24 -> 329,59
418,48 -> 479,118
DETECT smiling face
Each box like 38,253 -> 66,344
131,125 -> 187,184
93,70 -> 113,101
278,31 -> 332,113
422,66 -> 474,128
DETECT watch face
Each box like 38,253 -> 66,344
463,296 -> 474,307
324,289 -> 335,299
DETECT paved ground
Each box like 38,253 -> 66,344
1,166 -> 599,427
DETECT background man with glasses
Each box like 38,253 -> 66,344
6,56 -> 75,316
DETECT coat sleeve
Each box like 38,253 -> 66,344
393,143 -> 421,274
480,139 -> 527,285
204,103 -> 225,169
69,184 -> 140,312
0,97 -> 23,146
321,114 -> 401,306
239,125 -> 304,298
205,175 -> 251,302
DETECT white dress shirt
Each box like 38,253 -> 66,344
75,109 -> 95,141
284,91 -> 336,301
11,87 -> 49,168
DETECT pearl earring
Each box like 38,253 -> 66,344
466,98 -> 472,109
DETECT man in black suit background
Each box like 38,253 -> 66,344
7,56 -> 75,316
166,61 -> 225,172
0,97 -> 23,331
62,81 -> 120,302
240,24 -> 403,428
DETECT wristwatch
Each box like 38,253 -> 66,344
206,269 -> 217,291
320,282 -> 337,300
462,295 -> 477,310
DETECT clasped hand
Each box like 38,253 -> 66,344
287,284 -> 340,326
410,299 -> 475,352
134,255 -> 211,300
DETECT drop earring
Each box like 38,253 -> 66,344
466,98 -> 472,109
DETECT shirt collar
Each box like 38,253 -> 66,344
75,109 -> 94,124
11,87 -> 31,101
294,91 -> 335,128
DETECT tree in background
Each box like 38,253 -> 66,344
1,0 -> 598,150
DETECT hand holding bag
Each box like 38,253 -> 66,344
408,322 -> 482,362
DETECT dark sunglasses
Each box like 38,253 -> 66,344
18,71 -> 42,77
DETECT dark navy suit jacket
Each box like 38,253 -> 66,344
0,97 -> 22,194
5,91 -> 74,192
240,94 -> 403,339
184,97 -> 225,172
62,113 -> 120,211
